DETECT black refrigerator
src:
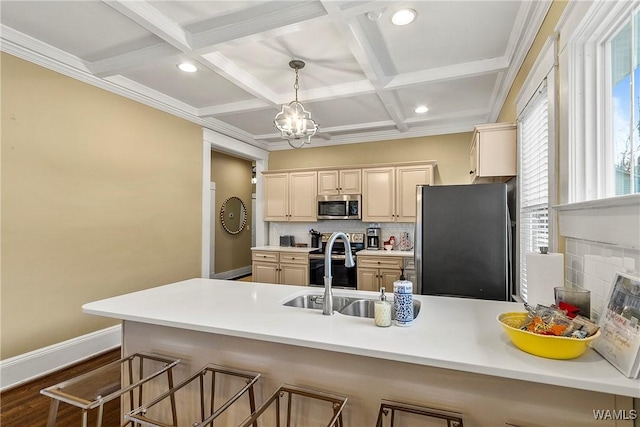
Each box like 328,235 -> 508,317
415,183 -> 512,301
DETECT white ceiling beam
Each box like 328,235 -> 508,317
102,1 -> 193,52
403,108 -> 492,125
277,80 -> 376,105
253,119 -> 396,140
385,57 -> 510,90
200,52 -> 280,105
190,2 -> 328,52
89,43 -> 180,78
198,80 -> 376,118
320,1 -> 408,132
338,1 -> 392,19
199,100 -> 272,117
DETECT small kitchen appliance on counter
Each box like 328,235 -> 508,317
366,227 -> 382,250
308,232 -> 364,289
309,229 -> 322,249
279,235 -> 295,247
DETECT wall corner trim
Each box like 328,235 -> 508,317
0,325 -> 121,392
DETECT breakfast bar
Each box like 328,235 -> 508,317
83,278 -> 640,426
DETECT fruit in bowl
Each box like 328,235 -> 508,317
497,312 -> 601,359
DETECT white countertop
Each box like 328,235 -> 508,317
251,245 -> 317,253
82,278 -> 639,398
356,249 -> 414,257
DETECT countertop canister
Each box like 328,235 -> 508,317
393,279 -> 414,326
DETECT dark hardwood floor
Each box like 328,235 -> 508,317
0,349 -> 122,427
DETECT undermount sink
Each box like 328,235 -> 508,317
283,294 -> 421,320
283,294 -> 353,312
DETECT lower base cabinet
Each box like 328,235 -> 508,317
358,255 -> 415,292
357,256 -> 403,292
252,250 -> 309,286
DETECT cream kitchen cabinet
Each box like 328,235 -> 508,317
263,171 -> 317,222
317,169 -> 361,195
357,255 -> 403,292
469,122 -> 516,183
395,164 -> 435,222
362,164 -> 435,222
252,250 -> 309,286
361,167 -> 395,222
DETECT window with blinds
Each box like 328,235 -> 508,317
518,81 -> 549,302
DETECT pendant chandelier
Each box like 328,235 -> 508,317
274,60 -> 318,149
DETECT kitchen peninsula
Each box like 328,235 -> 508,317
83,279 -> 639,426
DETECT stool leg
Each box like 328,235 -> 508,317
248,383 -> 257,427
96,403 -> 104,427
167,369 -> 177,427
81,409 -> 89,427
46,399 -> 59,427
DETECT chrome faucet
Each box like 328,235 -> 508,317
323,232 -> 355,315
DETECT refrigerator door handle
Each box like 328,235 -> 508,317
415,185 -> 425,295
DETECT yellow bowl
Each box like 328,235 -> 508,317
497,312 -> 601,360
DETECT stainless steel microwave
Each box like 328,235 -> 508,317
317,194 -> 361,220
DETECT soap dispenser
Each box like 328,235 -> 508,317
374,287 -> 392,327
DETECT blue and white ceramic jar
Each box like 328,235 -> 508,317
393,279 -> 414,327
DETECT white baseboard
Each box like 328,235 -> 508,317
210,265 -> 251,280
0,325 -> 122,392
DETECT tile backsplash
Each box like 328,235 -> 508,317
268,221 -> 415,249
564,238 -> 639,320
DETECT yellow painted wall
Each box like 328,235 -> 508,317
1,53 -> 203,358
210,151 -> 252,272
268,133 -> 473,185
497,1 -> 569,122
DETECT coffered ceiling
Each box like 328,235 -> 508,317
1,1 -> 551,151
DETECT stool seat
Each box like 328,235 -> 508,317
40,352 -> 180,427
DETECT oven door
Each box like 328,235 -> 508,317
309,255 -> 357,289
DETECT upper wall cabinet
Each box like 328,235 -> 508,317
362,163 -> 435,222
469,122 -> 517,183
318,169 -> 361,195
395,164 -> 435,221
362,167 -> 395,222
263,171 -> 317,222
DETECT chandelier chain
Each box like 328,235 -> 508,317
294,69 -> 300,102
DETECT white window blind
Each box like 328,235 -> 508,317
519,80 -> 549,302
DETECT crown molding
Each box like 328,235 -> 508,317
1,30 -> 269,151
488,0 -> 553,122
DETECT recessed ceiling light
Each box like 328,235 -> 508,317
177,63 -> 197,73
391,9 -> 417,26
415,106 -> 429,114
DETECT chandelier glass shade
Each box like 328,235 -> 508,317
274,60 -> 318,149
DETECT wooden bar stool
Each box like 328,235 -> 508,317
237,384 -> 348,427
125,364 -> 260,427
376,400 -> 464,427
40,352 -> 180,427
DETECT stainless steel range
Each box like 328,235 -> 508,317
308,232 -> 364,289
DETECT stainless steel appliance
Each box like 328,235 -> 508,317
317,195 -> 361,220
366,227 -> 382,250
309,232 -> 364,289
415,184 -> 512,301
